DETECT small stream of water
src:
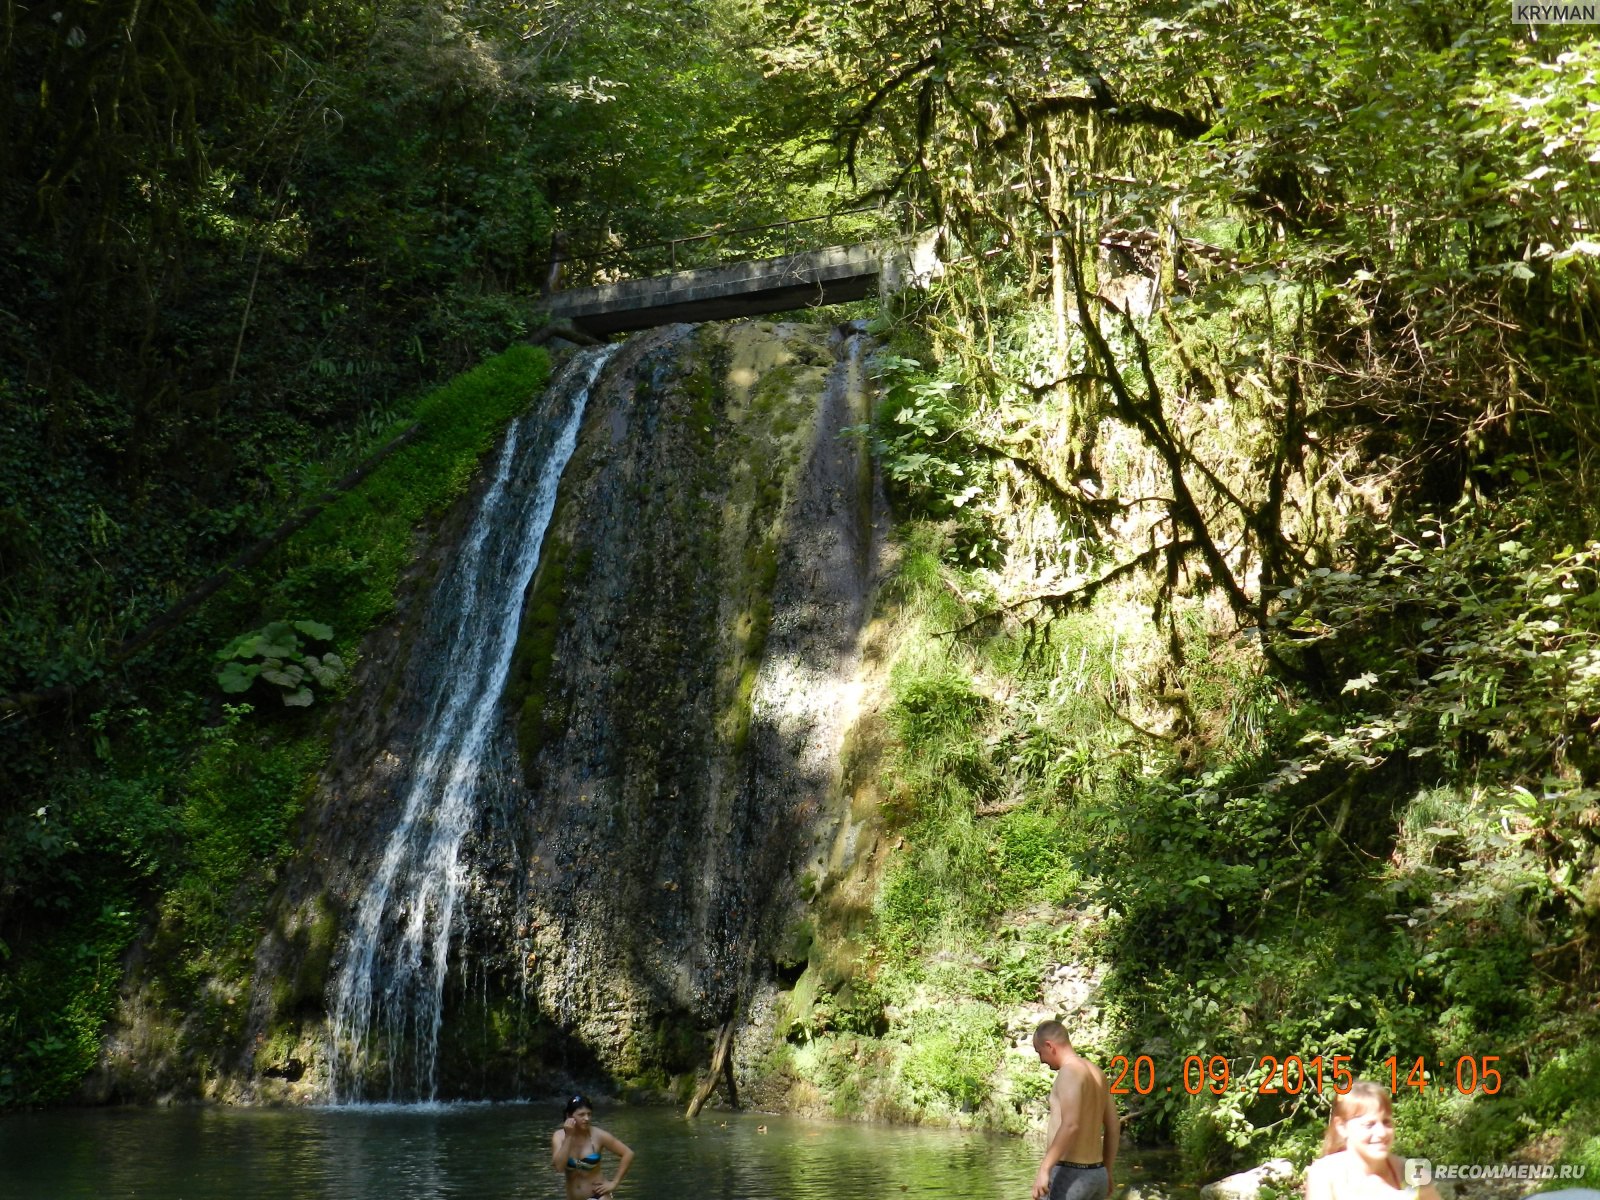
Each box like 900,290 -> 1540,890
0,1106 -> 1191,1200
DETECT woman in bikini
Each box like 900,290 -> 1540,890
1304,1081 -> 1441,1200
550,1094 -> 634,1200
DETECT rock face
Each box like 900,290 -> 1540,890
218,318 -> 886,1102
499,319 -> 886,1095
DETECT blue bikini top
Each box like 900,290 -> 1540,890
566,1149 -> 602,1172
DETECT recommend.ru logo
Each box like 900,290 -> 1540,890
1406,1159 -> 1588,1184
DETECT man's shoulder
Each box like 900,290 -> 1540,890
1054,1053 -> 1107,1092
1063,1053 -> 1107,1081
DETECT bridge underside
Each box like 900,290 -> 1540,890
544,244 -> 883,336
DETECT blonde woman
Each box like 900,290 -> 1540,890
1304,1081 -> 1441,1200
550,1094 -> 633,1200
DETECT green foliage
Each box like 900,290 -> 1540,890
888,671 -> 988,749
162,710 -> 324,975
993,809 -> 1079,902
745,0 -> 1600,1175
0,345 -> 549,1104
790,491 -> 1600,1173
270,345 -> 552,637
851,348 -> 1005,569
782,963 -> 886,1043
0,0 -> 797,730
5,2 -> 1600,1186
860,353 -> 984,516
215,621 -> 345,708
1268,500 -> 1600,948
899,1002 -> 1002,1113
0,902 -> 135,1107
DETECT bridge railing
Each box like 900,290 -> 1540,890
553,205 -> 906,287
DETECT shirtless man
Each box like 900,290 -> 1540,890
1032,1020 -> 1120,1200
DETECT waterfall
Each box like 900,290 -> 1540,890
326,344 -> 617,1103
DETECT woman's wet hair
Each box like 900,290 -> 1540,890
564,1094 -> 594,1117
1321,1080 -> 1392,1157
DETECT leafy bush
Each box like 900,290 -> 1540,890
862,353 -> 979,511
215,620 -> 345,707
888,671 -> 988,748
1268,499 -> 1600,948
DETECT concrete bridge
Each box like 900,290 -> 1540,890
543,233 -> 940,336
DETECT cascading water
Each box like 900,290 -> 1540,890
326,344 -> 618,1102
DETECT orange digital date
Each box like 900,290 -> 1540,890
1106,1053 -> 1503,1097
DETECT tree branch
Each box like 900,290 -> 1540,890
944,538 -> 1200,640
990,90 -> 1211,158
965,436 -> 1119,527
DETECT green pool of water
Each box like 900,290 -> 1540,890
0,1104 -> 1188,1199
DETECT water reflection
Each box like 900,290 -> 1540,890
0,1105 -> 1190,1200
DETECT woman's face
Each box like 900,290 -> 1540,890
1338,1105 -> 1394,1165
570,1107 -> 593,1130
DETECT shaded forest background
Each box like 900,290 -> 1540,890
4,0 -> 1600,1184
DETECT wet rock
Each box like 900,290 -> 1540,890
1043,961 -> 1107,1016
482,320 -> 888,1090
261,1058 -> 305,1083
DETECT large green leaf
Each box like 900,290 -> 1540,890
216,661 -> 260,694
259,664 -> 305,688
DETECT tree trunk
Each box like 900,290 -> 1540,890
685,1017 -> 738,1118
